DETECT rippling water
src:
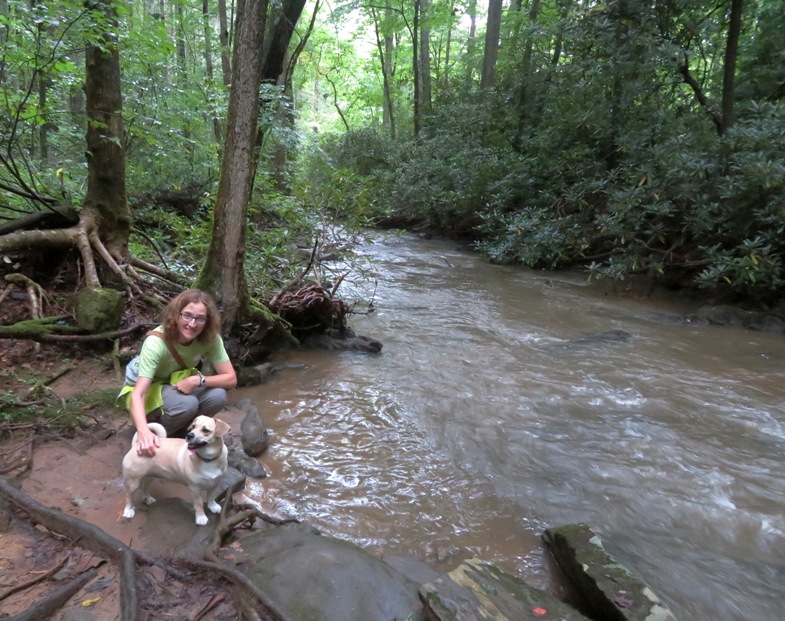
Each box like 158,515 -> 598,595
237,233 -> 785,620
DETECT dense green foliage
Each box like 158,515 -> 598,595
296,0 -> 785,305
1,0 -> 783,306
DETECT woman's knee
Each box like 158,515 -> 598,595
199,387 -> 227,416
162,391 -> 199,417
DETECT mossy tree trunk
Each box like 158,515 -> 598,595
200,0 -> 269,331
83,0 -> 130,281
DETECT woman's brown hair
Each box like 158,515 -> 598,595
161,289 -> 221,344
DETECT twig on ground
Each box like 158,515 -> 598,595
0,554 -> 70,603
4,567 -> 97,621
24,363 -> 75,398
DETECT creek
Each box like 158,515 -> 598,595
236,233 -> 785,621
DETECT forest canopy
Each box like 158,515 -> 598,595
1,0 -> 784,345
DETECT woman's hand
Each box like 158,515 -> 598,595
136,426 -> 161,457
174,374 -> 201,394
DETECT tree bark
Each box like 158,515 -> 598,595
480,0 -> 503,90
201,0 -> 268,330
217,0 -> 232,85
203,0 -> 223,142
419,0 -> 431,114
412,0 -> 420,135
372,5 -> 396,138
83,0 -> 129,264
514,0 -> 541,138
464,0 -> 477,90
720,0 -> 743,134
260,0 -> 307,83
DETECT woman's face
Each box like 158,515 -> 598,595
176,301 -> 208,344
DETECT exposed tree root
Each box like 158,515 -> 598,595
0,476 -> 295,621
0,476 -> 139,621
0,320 -> 151,342
0,554 -> 70,603
5,567 -> 98,621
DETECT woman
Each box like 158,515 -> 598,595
122,289 -> 237,457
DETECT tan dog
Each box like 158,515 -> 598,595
122,415 -> 231,525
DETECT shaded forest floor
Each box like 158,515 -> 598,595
0,332 -> 256,620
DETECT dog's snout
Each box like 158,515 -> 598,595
185,431 -> 195,442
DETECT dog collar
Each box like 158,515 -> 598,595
189,449 -> 219,463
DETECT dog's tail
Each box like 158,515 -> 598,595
131,422 -> 168,446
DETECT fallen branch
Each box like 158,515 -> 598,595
0,432 -> 34,476
25,363 -> 76,398
5,567 -> 97,621
128,254 -> 189,286
0,554 -> 69,603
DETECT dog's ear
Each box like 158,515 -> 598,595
213,418 -> 231,437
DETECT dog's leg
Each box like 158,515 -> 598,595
122,477 -> 140,519
189,485 -> 209,525
206,485 -> 222,515
139,477 -> 156,506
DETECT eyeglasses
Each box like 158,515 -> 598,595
180,312 -> 207,325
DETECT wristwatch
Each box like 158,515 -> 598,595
197,372 -> 206,386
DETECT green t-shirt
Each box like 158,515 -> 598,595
136,326 -> 230,382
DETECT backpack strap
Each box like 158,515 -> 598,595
147,330 -> 187,369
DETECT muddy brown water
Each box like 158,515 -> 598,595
236,233 -> 785,621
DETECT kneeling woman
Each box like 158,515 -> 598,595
120,289 -> 237,457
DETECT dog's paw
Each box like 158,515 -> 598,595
195,514 -> 209,526
143,496 -> 156,506
122,507 -> 136,519
207,501 -> 221,514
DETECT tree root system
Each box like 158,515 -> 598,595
0,476 -> 293,621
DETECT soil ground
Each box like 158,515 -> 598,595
0,337 -> 255,621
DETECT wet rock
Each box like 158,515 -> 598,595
227,447 -> 267,479
543,523 -> 678,621
235,362 -> 277,388
542,329 -> 632,352
214,466 -> 247,501
239,522 -> 424,621
689,305 -> 785,333
236,399 -> 269,457
420,558 -> 591,621
301,333 -> 383,353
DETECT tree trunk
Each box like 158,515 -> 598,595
270,0 -> 319,193
442,0 -> 454,91
218,0 -> 232,85
514,0 -> 541,138
721,0 -> 743,134
412,0 -> 421,135
463,0 -> 477,90
480,0 -> 503,91
83,0 -> 129,264
372,5 -> 396,138
203,0 -> 223,143
419,0 -> 431,115
260,0 -> 307,83
201,0 -> 268,330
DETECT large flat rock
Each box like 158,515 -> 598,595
238,522 -> 424,621
543,524 -> 677,621
419,557 -> 592,621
